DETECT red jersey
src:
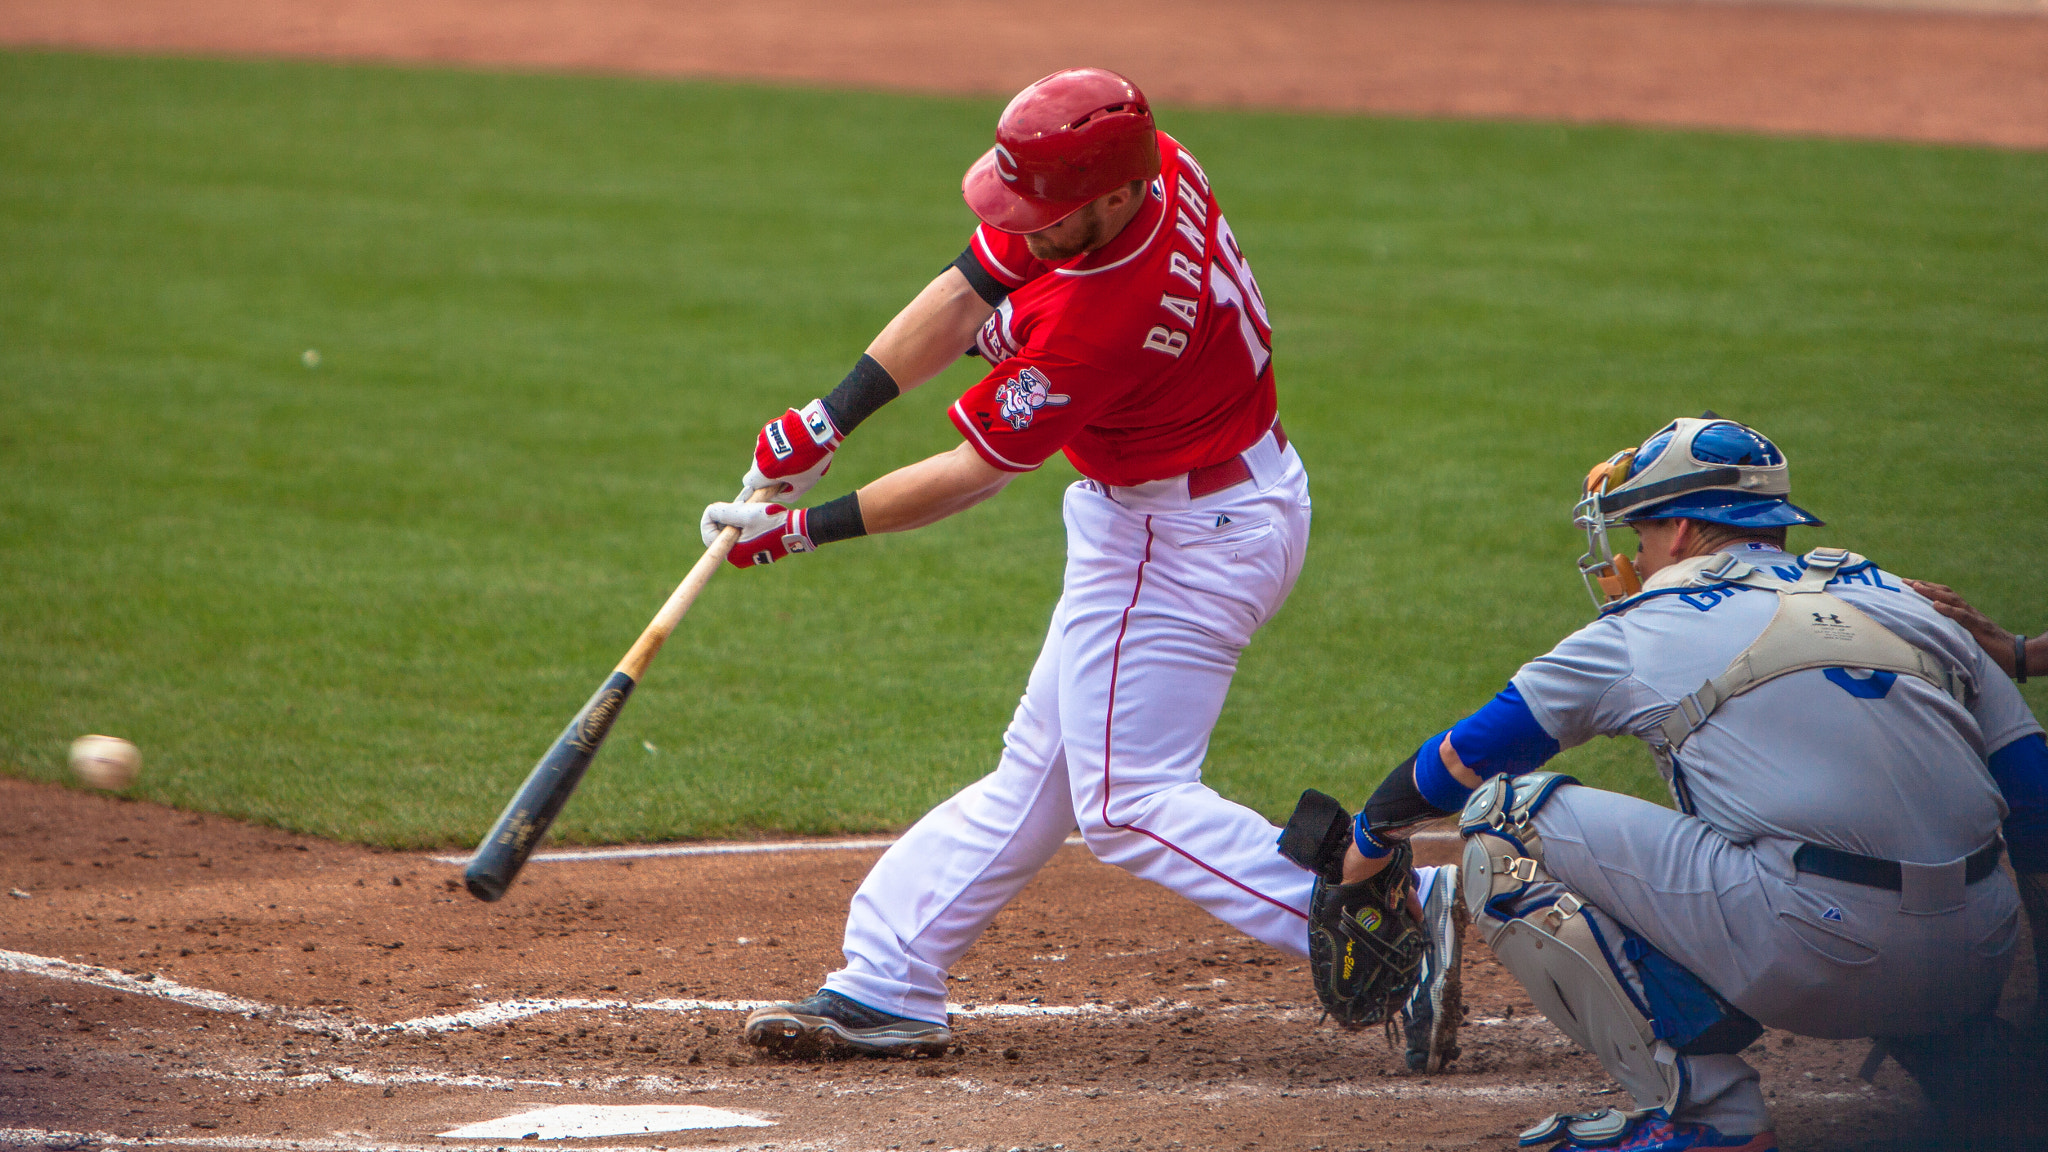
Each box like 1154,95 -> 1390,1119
947,133 -> 1278,488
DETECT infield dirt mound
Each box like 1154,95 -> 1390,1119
7,778 -> 2034,1151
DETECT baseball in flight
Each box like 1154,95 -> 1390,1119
69,734 -> 141,790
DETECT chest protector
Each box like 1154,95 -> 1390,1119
1654,547 -> 1972,756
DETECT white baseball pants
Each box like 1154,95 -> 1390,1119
827,436 -> 1316,1023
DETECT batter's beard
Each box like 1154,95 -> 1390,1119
1024,206 -> 1104,262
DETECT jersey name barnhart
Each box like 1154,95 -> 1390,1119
1142,150 -> 1272,378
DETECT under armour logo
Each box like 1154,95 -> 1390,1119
1812,612 -> 1844,625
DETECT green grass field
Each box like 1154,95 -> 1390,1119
3,51 -> 2043,847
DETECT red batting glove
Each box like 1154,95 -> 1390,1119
700,501 -> 816,569
743,399 -> 841,501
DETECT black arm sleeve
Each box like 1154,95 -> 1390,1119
819,354 -> 900,436
1362,753 -> 1458,837
951,247 -> 1010,307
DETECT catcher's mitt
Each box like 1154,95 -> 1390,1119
1279,788 -> 1426,1029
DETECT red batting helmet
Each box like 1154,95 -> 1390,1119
962,68 -> 1162,234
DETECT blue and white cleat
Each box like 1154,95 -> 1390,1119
1401,863 -> 1467,1073
743,988 -> 952,1057
1525,1113 -> 1778,1152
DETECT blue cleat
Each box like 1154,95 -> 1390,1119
1533,1115 -> 1777,1152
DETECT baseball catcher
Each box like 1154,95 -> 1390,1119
1315,415 -> 2046,1152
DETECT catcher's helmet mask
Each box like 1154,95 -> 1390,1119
1574,414 -> 1824,610
963,67 -> 1164,234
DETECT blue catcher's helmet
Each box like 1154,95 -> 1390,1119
1615,420 -> 1822,528
1573,415 -> 1822,608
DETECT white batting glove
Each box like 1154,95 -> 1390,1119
700,501 -> 816,568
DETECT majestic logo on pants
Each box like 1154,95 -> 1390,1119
994,367 -> 1069,431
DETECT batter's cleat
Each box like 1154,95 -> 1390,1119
1551,1118 -> 1778,1152
1401,863 -> 1467,1073
743,989 -> 951,1058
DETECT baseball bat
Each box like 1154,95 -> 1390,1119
464,487 -> 776,902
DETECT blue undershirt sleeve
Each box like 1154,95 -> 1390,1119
1410,728 -> 1462,811
1449,683 -> 1565,778
1989,732 -> 2048,873
1410,684 -> 1566,811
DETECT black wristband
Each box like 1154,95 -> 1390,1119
805,492 -> 866,546
819,354 -> 900,436
2018,634 -> 2030,684
1362,752 -> 1457,838
951,247 -> 1010,307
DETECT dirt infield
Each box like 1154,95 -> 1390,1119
1,779 -> 2036,1151
1,0 -> 2045,149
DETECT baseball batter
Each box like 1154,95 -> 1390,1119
699,68 -> 1428,1057
1322,416 -> 2046,1152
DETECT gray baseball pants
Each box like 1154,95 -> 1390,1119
1524,785 -> 2019,1134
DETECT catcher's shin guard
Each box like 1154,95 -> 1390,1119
1460,773 -> 1686,1123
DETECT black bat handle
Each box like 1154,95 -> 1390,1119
464,670 -> 637,902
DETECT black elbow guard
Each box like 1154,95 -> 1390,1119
1362,753 -> 1456,839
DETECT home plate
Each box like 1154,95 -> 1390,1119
437,1104 -> 774,1139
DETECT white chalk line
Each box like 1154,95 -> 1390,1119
181,1063 -> 755,1095
393,994 -> 1132,1034
428,832 -> 1467,868
181,1060 -> 1875,1112
427,835 -> 1087,867
5,946 -> 1561,1040
0,949 -> 343,1032
0,946 -> 1267,1037
183,1056 -> 1581,1107
0,1130 -> 811,1152
6,944 -> 1545,1037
